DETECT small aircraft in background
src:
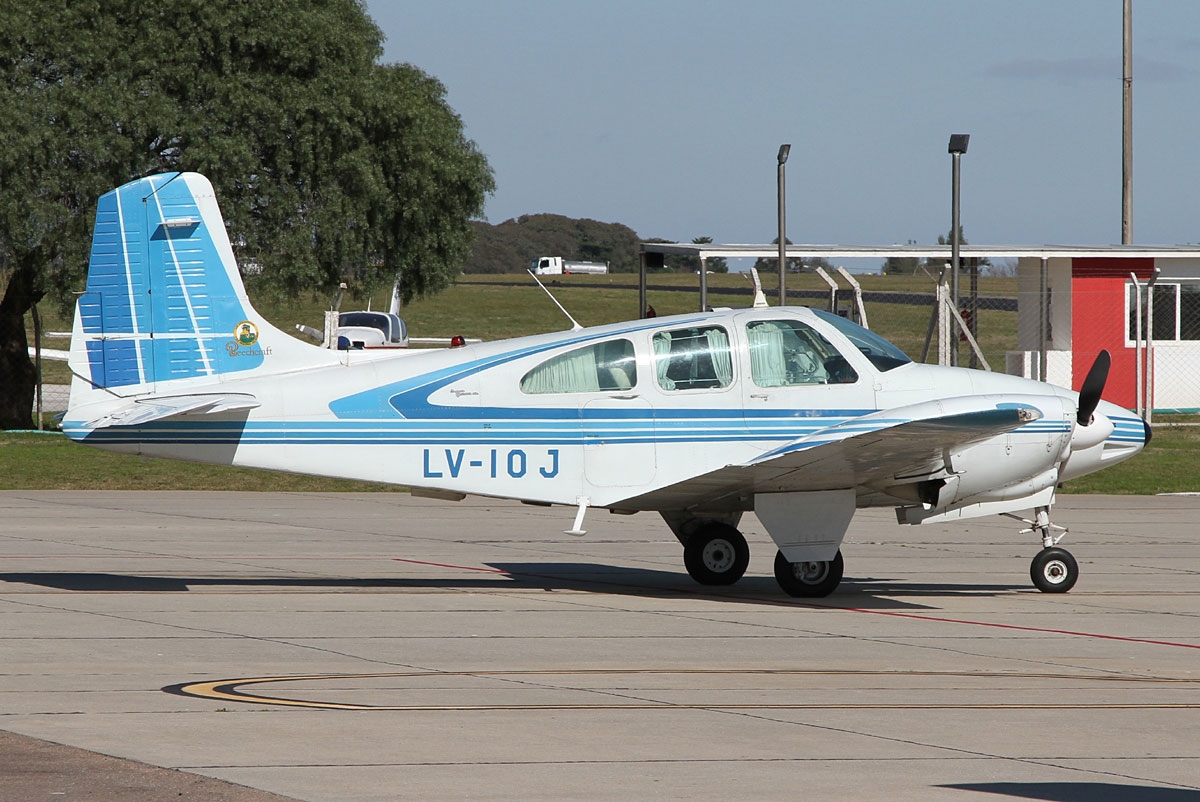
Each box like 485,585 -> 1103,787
62,172 -> 1149,597
293,281 -> 480,351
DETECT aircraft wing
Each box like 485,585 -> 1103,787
616,396 -> 1047,512
83,393 -> 260,429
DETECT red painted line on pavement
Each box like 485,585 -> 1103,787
393,557 -> 511,574
834,605 -> 1200,650
390,556 -> 1200,651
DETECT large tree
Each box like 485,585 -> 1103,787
0,0 -> 493,428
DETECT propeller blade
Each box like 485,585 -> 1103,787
1076,349 -> 1111,426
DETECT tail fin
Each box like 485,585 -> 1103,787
68,172 -> 315,393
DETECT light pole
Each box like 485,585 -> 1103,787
948,133 -> 969,365
777,144 -> 791,305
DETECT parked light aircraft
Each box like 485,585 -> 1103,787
62,173 -> 1150,597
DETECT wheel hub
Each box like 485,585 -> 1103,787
1042,559 -> 1068,584
796,561 -> 829,584
703,539 -> 735,573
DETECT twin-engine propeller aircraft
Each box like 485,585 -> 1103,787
63,173 -> 1149,597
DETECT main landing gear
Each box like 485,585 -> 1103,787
773,549 -> 843,598
1009,505 -> 1079,593
677,518 -> 844,597
682,522 -> 749,585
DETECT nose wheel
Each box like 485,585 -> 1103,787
1030,546 -> 1078,593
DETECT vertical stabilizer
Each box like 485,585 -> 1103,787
68,172 -> 318,395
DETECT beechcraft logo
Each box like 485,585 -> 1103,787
235,321 -> 259,346
226,320 -> 272,358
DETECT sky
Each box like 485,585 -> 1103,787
364,1 -> 1200,268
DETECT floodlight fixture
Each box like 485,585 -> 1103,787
778,144 -> 791,165
948,134 -> 970,154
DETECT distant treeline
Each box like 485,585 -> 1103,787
465,213 -> 646,273
464,214 -> 726,274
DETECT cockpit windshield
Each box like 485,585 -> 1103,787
339,312 -> 389,335
812,309 -> 912,372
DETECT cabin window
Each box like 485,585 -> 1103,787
520,338 -> 637,394
746,319 -> 854,386
652,326 -> 733,391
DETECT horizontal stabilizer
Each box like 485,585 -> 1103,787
84,393 -> 260,429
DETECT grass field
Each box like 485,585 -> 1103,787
15,269 -> 1193,495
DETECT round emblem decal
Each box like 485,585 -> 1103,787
235,321 -> 259,346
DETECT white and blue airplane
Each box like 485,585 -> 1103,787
62,172 -> 1149,597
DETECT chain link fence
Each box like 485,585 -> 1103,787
26,311 -> 71,430
24,261 -> 1199,429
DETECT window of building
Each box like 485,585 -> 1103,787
652,326 -> 733,391
520,339 -> 637,394
1127,281 -> 1200,343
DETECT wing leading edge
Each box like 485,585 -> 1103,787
614,395 -> 1048,512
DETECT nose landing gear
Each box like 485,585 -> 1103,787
1005,505 -> 1079,593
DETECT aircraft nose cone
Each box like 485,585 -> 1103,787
1143,417 -> 1153,447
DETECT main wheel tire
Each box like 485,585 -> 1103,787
1030,547 -> 1078,593
774,549 -> 844,598
683,523 -> 750,586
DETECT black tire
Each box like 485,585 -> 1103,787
683,523 -> 750,586
774,549 -> 844,598
1030,547 -> 1078,593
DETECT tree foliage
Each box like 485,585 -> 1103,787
465,214 -> 644,274
0,0 -> 493,428
752,238 -> 804,274
670,237 -> 728,275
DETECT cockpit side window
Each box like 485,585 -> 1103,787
520,338 -> 637,394
746,319 -> 858,386
652,325 -> 733,391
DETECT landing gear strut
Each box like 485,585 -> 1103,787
1007,505 -> 1078,593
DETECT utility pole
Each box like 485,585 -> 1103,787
948,134 -> 969,366
1122,0 -> 1133,244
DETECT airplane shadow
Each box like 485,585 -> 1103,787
940,782 -> 1200,802
0,564 -> 1026,610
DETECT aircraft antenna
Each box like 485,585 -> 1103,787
527,270 -> 583,331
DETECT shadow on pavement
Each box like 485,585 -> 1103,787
941,782 -> 1200,801
1,563 -> 1026,610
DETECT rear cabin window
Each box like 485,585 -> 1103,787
520,339 -> 637,394
746,319 -> 858,386
652,326 -> 733,391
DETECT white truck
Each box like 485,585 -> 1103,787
530,256 -> 609,275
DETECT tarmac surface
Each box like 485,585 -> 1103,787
1,490 -> 1198,802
